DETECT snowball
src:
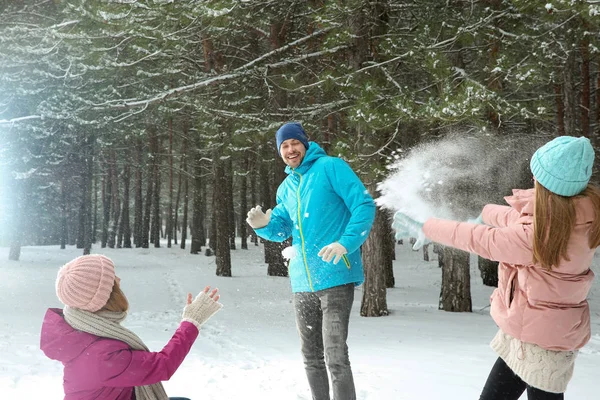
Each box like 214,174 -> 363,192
282,246 -> 298,260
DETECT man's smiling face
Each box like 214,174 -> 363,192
280,138 -> 307,168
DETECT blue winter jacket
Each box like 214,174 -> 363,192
256,142 -> 376,293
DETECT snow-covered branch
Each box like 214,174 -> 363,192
96,43 -> 349,110
266,45 -> 349,69
49,20 -> 79,30
233,26 -> 338,72
0,115 -> 42,125
107,50 -> 162,68
92,71 -> 247,109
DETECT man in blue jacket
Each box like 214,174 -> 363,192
246,122 -> 376,400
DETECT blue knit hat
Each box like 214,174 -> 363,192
530,136 -> 595,196
275,122 -> 309,155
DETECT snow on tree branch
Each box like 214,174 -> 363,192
0,115 -> 42,125
233,26 -> 338,72
95,43 -> 349,110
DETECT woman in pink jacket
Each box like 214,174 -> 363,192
393,136 -> 600,400
40,254 -> 222,400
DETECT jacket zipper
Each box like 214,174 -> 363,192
294,170 -> 314,291
342,254 -> 351,269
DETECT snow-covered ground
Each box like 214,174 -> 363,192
0,240 -> 598,399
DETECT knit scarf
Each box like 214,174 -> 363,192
63,306 -> 169,400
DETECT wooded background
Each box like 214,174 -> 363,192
1,0 -> 599,316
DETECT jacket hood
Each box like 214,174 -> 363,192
504,188 -> 535,215
40,308 -> 99,363
285,142 -> 327,175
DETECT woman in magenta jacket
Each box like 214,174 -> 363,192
393,136 -> 600,400
40,254 -> 222,400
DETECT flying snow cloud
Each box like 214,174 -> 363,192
376,133 -> 545,223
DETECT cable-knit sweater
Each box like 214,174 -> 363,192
490,329 -> 576,393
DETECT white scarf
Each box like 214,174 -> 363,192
63,306 -> 169,400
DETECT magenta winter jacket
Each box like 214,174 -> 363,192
423,188 -> 595,351
40,308 -> 199,400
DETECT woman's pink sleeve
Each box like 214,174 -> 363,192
97,321 -> 199,387
481,204 -> 520,228
423,218 -> 533,265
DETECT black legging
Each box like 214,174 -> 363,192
479,357 -> 564,400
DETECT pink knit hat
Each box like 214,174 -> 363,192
56,254 -> 116,312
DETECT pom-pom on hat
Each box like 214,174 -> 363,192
56,254 -> 116,312
275,122 -> 309,155
530,136 -> 595,197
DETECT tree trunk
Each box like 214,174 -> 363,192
554,82 -> 566,136
181,175 -> 188,249
347,0 -> 391,314
101,165 -> 111,248
180,134 -> 189,250
240,151 -> 248,250
173,164 -> 181,246
141,161 -> 153,249
262,15 -> 292,275
121,164 -> 132,248
564,52 -> 577,135
360,201 -> 389,317
142,129 -> 157,248
386,236 -> 395,288
76,182 -> 86,250
381,209 -> 395,288
108,151 -> 120,249
134,140 -> 143,247
581,35 -> 591,138
259,156 -> 271,262
92,168 -> 98,245
214,154 -> 232,276
151,134 -> 161,248
60,180 -> 67,249
226,157 -> 236,250
209,187 -> 217,254
422,244 -> 430,262
66,193 -> 76,246
200,166 -> 207,247
76,153 -> 93,250
439,247 -> 472,312
484,0 -> 503,128
478,257 -> 498,287
267,239 -> 290,277
249,151 -> 259,246
190,153 -> 203,254
83,136 -> 94,255
167,117 -> 174,248
76,155 -> 88,250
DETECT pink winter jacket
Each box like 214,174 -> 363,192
423,188 -> 595,351
40,308 -> 199,400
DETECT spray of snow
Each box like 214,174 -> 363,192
376,133 -> 545,223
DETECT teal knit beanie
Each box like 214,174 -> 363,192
530,136 -> 595,197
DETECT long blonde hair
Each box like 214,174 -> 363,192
533,181 -> 600,270
99,279 -> 129,313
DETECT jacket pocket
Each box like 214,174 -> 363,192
504,269 -> 517,308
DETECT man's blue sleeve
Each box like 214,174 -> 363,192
326,158 -> 376,254
254,202 -> 292,243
